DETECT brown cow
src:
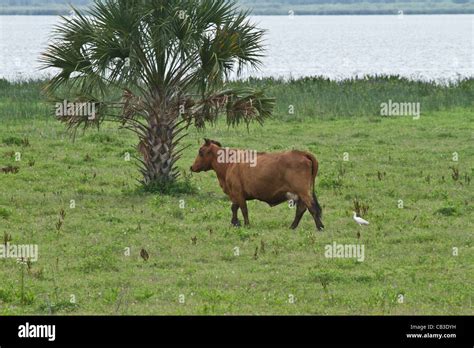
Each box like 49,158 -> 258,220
190,139 -> 324,231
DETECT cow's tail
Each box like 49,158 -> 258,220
304,152 -> 323,219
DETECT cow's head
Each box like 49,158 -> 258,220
190,138 -> 222,172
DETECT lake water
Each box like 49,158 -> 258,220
0,15 -> 472,82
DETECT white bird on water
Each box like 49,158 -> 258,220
353,212 -> 369,226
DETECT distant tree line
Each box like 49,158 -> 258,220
2,0 -> 472,15
3,0 -> 471,5
240,0 -> 470,4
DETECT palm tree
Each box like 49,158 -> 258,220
41,0 -> 274,189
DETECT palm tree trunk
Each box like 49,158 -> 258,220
138,114 -> 187,188
139,120 -> 175,186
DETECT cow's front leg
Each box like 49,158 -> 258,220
239,200 -> 250,226
231,203 -> 241,227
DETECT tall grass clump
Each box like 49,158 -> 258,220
1,76 -> 473,122
0,79 -> 51,121
233,75 -> 474,119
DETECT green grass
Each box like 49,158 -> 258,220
1,76 -> 473,121
0,79 -> 472,315
237,76 -> 474,120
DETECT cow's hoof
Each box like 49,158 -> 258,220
231,220 -> 241,227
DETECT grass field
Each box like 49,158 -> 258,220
0,78 -> 472,315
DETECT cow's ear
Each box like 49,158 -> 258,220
204,138 -> 211,146
212,140 -> 222,147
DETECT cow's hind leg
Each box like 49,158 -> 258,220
301,193 -> 324,231
312,191 -> 323,227
290,200 -> 306,229
231,203 -> 241,227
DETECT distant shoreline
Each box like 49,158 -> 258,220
1,6 -> 474,16
1,11 -> 474,15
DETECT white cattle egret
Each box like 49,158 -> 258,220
353,212 -> 369,226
